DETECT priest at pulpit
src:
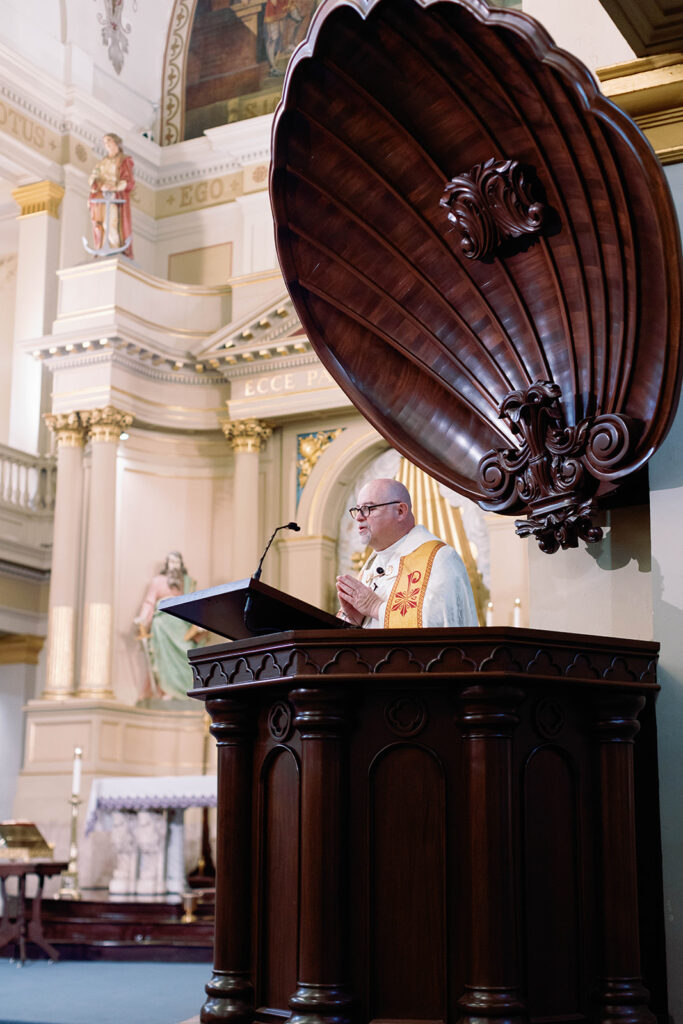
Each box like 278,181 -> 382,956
336,477 -> 478,628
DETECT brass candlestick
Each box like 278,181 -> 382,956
57,795 -> 82,900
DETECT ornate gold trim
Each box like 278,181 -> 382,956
160,0 -> 198,145
222,418 -> 272,453
598,54 -> 683,164
44,411 -> 88,447
0,633 -> 44,666
84,406 -> 134,443
297,428 -> 344,493
12,181 -> 65,218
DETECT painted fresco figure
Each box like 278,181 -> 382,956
135,551 -> 204,700
264,0 -> 303,75
88,132 -> 135,257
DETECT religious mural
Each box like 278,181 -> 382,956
184,0 -> 323,138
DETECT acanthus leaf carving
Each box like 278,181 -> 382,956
440,158 -> 547,260
478,381 -> 636,554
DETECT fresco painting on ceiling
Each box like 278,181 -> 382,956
184,0 -> 323,138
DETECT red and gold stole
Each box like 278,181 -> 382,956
383,540 -> 444,628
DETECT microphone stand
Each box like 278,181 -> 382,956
243,522 -> 300,633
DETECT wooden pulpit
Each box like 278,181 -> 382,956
162,589 -> 667,1024
165,1 -> 681,1022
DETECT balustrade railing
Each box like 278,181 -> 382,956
0,444 -> 56,512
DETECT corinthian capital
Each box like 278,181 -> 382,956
44,411 -> 88,448
222,418 -> 272,454
83,406 -> 134,443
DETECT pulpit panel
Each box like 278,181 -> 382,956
523,745 -> 583,1020
368,744 -> 447,1022
257,745 -> 301,1013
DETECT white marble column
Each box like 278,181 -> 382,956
43,412 -> 88,699
78,406 -> 133,699
9,182 -> 64,455
222,418 -> 272,579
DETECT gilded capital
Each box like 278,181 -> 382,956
44,411 -> 88,448
12,181 -> 65,218
84,406 -> 134,443
222,418 -> 272,453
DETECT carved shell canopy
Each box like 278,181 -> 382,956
270,0 -> 683,535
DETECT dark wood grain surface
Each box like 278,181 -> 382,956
190,628 -> 666,1024
270,0 -> 683,527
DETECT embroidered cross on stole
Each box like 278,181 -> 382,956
383,540 -> 445,628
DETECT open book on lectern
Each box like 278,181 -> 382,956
159,577 -> 347,641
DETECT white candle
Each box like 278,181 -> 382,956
486,601 -> 494,627
71,747 -> 83,797
513,597 -> 522,628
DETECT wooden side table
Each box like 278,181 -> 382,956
0,861 -> 68,964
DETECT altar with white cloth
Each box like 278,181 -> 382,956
85,775 -> 217,896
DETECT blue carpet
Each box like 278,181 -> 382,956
0,960 -> 207,1024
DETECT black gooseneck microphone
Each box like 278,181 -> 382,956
253,521 -> 301,581
244,522 -> 301,632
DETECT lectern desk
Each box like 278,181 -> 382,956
163,580 -> 665,1024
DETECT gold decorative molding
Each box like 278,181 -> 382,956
0,633 -> 44,666
596,1 -> 683,57
12,181 -> 65,218
222,418 -> 272,454
297,428 -> 345,493
598,54 -> 683,163
160,0 -> 198,146
44,411 -> 88,448
84,406 -> 134,443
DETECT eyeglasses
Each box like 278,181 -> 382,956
348,501 -> 401,520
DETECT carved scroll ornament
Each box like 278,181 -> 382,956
440,158 -> 547,260
478,382 -> 635,554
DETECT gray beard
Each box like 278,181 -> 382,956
166,567 -> 184,591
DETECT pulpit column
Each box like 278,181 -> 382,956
202,696 -> 255,1024
78,406 -> 133,698
43,412 -> 88,699
456,686 -> 527,1024
591,695 -> 655,1024
289,687 -> 354,1024
222,419 -> 272,579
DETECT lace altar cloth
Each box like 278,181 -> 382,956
85,775 -> 217,834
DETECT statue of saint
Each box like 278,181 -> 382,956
135,551 -> 205,700
87,132 -> 135,258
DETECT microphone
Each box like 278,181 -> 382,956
376,567 -> 385,575
244,522 -> 300,633
253,522 -> 301,581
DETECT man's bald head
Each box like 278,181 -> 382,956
354,477 -> 415,551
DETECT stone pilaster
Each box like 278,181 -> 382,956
9,182 -> 64,454
78,407 -> 133,699
222,419 -> 272,579
42,412 -> 88,699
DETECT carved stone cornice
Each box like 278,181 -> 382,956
83,406 -> 134,443
222,418 -> 272,454
12,181 -> 65,218
44,411 -> 88,448
599,54 -> 683,164
0,633 -> 45,666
